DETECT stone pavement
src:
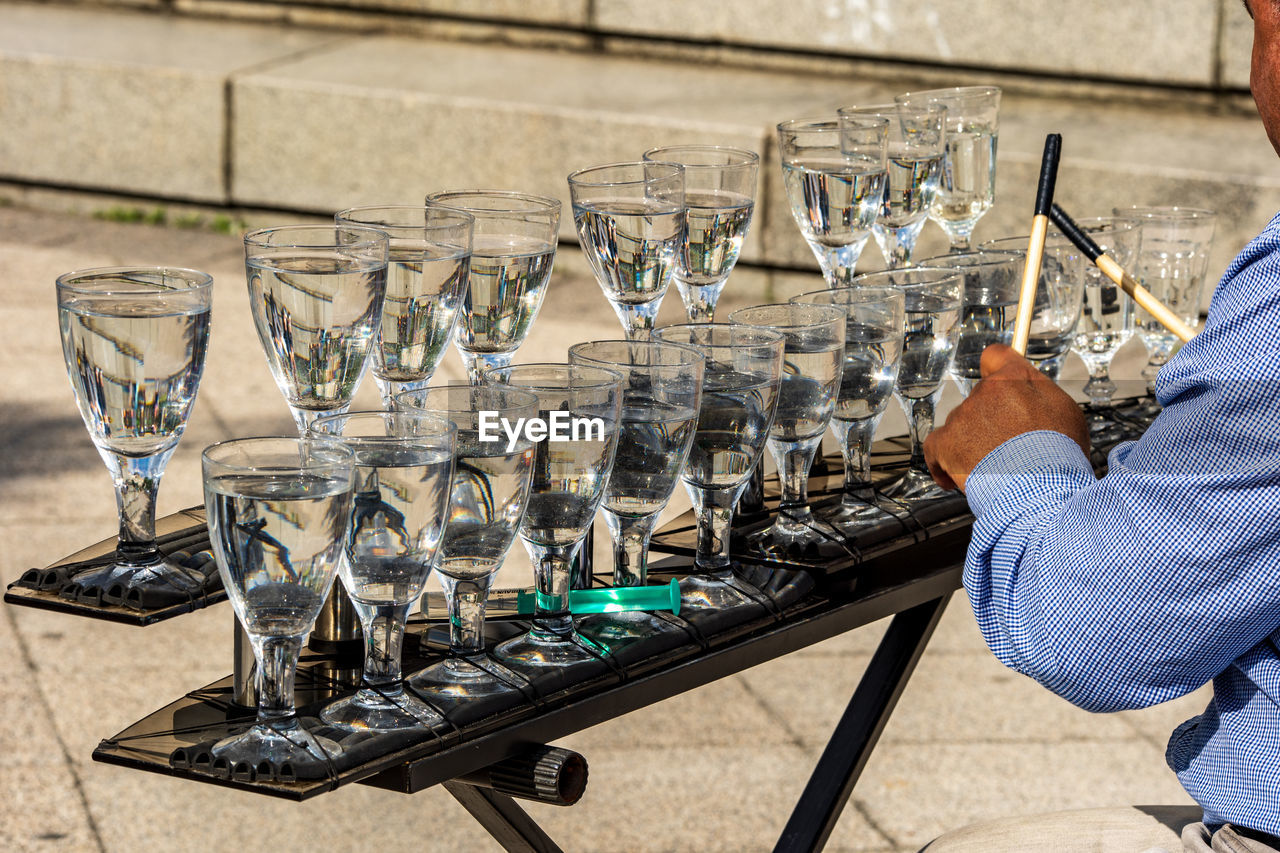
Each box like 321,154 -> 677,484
0,205 -> 1206,852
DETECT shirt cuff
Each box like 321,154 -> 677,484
964,430 -> 1095,512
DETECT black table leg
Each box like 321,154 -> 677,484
443,781 -> 565,853
773,593 -> 953,853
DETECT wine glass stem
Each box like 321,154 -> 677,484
902,390 -> 941,476
772,436 -> 821,531
292,405 -> 348,435
838,417 -> 879,506
354,601 -> 411,693
108,451 -> 169,566
531,545 -> 577,638
438,572 -> 493,656
688,480 -> 746,574
1084,360 -> 1117,407
604,510 -> 658,587
462,350 -> 512,385
254,634 -> 303,724
677,279 -> 724,324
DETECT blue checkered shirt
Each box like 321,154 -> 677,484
964,211 -> 1280,833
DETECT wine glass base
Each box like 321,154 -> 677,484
881,468 -> 955,504
320,687 -> 443,732
210,721 -> 341,780
64,556 -> 205,607
494,629 -> 603,669
407,656 -> 521,705
580,609 -> 666,647
818,498 -> 906,536
678,573 -> 754,611
742,514 -> 842,558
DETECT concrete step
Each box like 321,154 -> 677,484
2,1 -> 1276,289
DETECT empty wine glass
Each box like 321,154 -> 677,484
244,224 -> 389,432
895,86 -> 1001,252
727,304 -> 846,555
653,324 -> 784,609
334,205 -> 474,408
789,285 -> 905,531
641,145 -> 759,322
915,250 -> 1022,396
1065,217 -> 1142,410
569,162 -> 686,340
777,116 -> 889,287
850,268 -> 963,503
396,384 -> 538,703
488,365 -> 623,669
980,235 -> 1087,380
838,103 -> 947,268
1113,206 -> 1217,392
56,267 -> 213,603
308,411 -> 455,731
202,436 -> 354,770
568,340 -> 704,587
426,190 -> 561,383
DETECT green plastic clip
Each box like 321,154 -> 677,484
515,579 -> 680,616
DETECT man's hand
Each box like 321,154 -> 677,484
923,344 -> 1089,493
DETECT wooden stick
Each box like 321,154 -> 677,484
1048,204 -> 1196,344
1011,134 -> 1063,355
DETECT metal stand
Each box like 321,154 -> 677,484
444,782 -> 565,853
774,594 -> 952,853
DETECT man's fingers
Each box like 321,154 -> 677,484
923,430 -> 959,492
980,343 -> 1031,378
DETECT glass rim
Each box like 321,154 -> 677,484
335,203 -> 476,229
1113,205 -> 1217,221
393,382 -> 540,414
200,434 -> 354,471
914,249 -> 1025,268
425,189 -> 562,215
484,362 -> 625,391
243,223 -> 389,251
655,321 -> 786,349
851,267 -> 966,290
306,409 -> 458,441
837,102 -> 947,118
896,85 -> 1001,104
791,283 -> 906,308
728,302 -> 848,330
567,160 -> 684,188
568,338 -> 708,369
641,145 -> 760,169
777,116 -> 888,133
55,265 -> 213,296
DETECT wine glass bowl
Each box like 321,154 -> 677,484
568,161 -> 686,341
777,116 -> 889,287
334,205 -> 474,408
567,339 -> 705,588
56,266 -> 213,603
243,224 -> 389,432
202,436 -> 355,771
652,323 -> 784,609
895,86 -> 1001,252
307,410 -> 456,731
425,190 -> 561,383
789,285 -> 905,531
838,103 -> 947,268
641,145 -> 759,322
727,303 -> 846,556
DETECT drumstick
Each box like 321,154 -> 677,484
1011,133 -> 1063,355
1048,203 -> 1196,343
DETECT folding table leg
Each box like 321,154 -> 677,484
443,781 -> 565,853
773,593 -> 953,853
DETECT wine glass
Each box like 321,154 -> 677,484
244,224 -> 389,432
487,365 -> 623,669
652,324 -> 784,609
567,340 -> 704,587
727,304 -> 846,555
307,411 -> 455,731
426,190 -> 560,383
776,116 -> 889,287
202,436 -> 355,770
395,384 -> 538,703
850,268 -> 963,503
641,145 -> 759,322
1065,218 -> 1142,411
789,285 -> 905,531
56,266 -> 213,603
914,250 -> 1022,396
895,86 -> 1001,252
568,161 -> 686,340
838,103 -> 947,268
980,235 -> 1087,380
1113,206 -> 1217,392
334,205 -> 474,408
